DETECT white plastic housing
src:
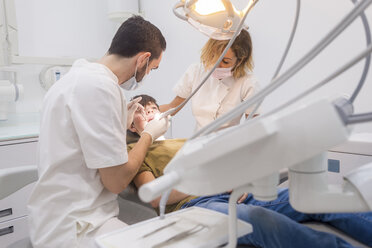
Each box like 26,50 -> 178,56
186,12 -> 242,40
345,163 -> 372,209
289,153 -> 369,213
251,172 -> 279,201
140,99 -> 349,201
173,0 -> 244,40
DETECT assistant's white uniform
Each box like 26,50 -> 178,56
174,63 -> 260,131
28,59 -> 128,248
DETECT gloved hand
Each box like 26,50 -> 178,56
127,97 -> 144,129
141,115 -> 171,143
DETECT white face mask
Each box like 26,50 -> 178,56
120,58 -> 149,91
211,66 -> 233,80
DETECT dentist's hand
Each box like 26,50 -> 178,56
141,116 -> 171,143
127,97 -> 144,129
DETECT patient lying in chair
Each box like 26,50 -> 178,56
127,94 -> 372,248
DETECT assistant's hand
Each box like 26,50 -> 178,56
127,97 -> 144,129
141,115 -> 171,143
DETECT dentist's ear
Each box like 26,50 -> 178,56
139,52 -> 151,66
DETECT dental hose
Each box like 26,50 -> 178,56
159,189 -> 172,219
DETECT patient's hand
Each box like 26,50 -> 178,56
237,193 -> 248,204
227,190 -> 249,203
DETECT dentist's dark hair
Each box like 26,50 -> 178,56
108,15 -> 166,61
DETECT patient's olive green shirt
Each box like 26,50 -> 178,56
127,131 -> 198,214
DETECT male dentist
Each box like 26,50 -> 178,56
28,16 -> 170,248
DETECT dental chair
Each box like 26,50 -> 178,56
118,185 -> 157,225
0,165 -> 37,248
117,122 -> 175,224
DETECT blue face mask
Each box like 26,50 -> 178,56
120,58 -> 149,91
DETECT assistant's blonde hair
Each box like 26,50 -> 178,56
201,29 -> 254,79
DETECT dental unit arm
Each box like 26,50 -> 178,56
140,97 -> 372,211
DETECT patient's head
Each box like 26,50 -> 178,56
129,94 -> 160,134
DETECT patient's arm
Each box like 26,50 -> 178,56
99,133 -> 152,194
134,171 -> 190,208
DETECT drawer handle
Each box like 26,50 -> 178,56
0,208 -> 12,218
0,226 -> 14,236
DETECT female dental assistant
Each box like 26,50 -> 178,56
160,29 -> 259,131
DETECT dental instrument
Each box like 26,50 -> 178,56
152,223 -> 207,248
141,220 -> 178,238
140,111 -> 146,121
95,206 -> 252,248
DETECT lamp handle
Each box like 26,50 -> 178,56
173,1 -> 188,21
222,0 -> 234,17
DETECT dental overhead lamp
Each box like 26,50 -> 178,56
173,0 -> 258,40
138,0 -> 372,247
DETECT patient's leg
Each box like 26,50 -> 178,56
243,188 -> 372,246
309,212 -> 372,246
183,194 -> 353,248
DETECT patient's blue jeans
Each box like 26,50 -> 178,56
181,188 -> 372,248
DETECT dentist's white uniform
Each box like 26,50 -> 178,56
174,63 -> 260,131
28,59 -> 128,248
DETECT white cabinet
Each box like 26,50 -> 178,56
0,140 -> 38,167
0,138 -> 38,247
0,216 -> 30,248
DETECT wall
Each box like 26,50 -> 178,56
7,0 -> 372,138
7,0 -> 116,114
